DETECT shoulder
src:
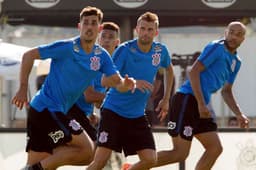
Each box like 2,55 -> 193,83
152,41 -> 169,54
39,37 -> 75,50
206,39 -> 224,49
114,40 -> 135,54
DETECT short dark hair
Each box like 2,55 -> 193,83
101,22 -> 120,37
137,12 -> 159,27
80,6 -> 103,23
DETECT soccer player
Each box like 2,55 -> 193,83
12,6 -> 136,170
68,21 -> 124,169
86,12 -> 174,170
152,21 -> 249,170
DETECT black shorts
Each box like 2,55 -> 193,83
26,106 -> 83,153
67,104 -> 97,141
97,108 -> 155,157
167,93 -> 217,141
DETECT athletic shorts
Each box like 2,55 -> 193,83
167,93 -> 217,141
26,106 -> 83,153
67,104 -> 97,141
97,108 -> 155,156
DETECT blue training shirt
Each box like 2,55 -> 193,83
178,39 -> 241,104
75,73 -> 106,116
30,36 -> 117,114
103,39 -> 171,118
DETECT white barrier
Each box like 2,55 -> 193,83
0,130 -> 255,170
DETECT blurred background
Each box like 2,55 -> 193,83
1,0 -> 256,170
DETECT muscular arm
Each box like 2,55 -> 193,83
12,48 -> 40,109
221,83 -> 242,115
189,61 -> 210,118
221,83 -> 249,128
156,64 -> 174,121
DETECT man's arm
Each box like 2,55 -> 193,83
12,48 -> 40,110
84,86 -> 105,103
189,60 -> 210,118
102,73 -> 153,93
156,64 -> 174,121
221,83 -> 249,128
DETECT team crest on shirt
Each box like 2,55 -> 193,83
183,126 -> 193,137
69,119 -> 82,131
99,131 -> 108,143
48,130 -> 64,143
152,53 -> 161,66
90,56 -> 101,71
231,59 -> 236,72
167,121 -> 176,130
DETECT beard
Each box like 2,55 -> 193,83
138,37 -> 152,46
81,31 -> 95,43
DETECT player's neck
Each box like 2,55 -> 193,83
81,40 -> 96,54
137,43 -> 152,53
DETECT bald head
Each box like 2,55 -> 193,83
227,21 -> 246,35
225,21 -> 246,53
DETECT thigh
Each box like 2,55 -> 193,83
97,108 -> 122,153
194,118 -> 217,135
27,107 -> 84,153
195,131 -> 221,150
167,93 -> 198,141
122,116 -> 155,156
67,105 -> 97,141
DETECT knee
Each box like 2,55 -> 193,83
212,144 -> 223,158
170,143 -> 190,161
173,148 -> 189,161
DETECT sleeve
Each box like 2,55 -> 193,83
100,51 -> 118,77
160,44 -> 171,68
198,42 -> 220,68
38,41 -> 68,60
111,45 -> 127,72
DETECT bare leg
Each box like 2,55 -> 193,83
154,136 -> 191,167
195,131 -> 223,170
27,131 -> 95,170
86,146 -> 113,170
128,149 -> 157,170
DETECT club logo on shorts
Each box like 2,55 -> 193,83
167,121 -> 176,130
152,53 -> 161,66
98,131 -> 108,143
90,56 -> 101,71
183,126 -> 193,137
69,119 -> 81,131
48,130 -> 64,143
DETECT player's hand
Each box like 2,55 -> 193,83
123,74 -> 137,92
156,98 -> 169,122
198,104 -> 211,118
12,87 -> 29,110
237,114 -> 250,129
134,80 -> 153,93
